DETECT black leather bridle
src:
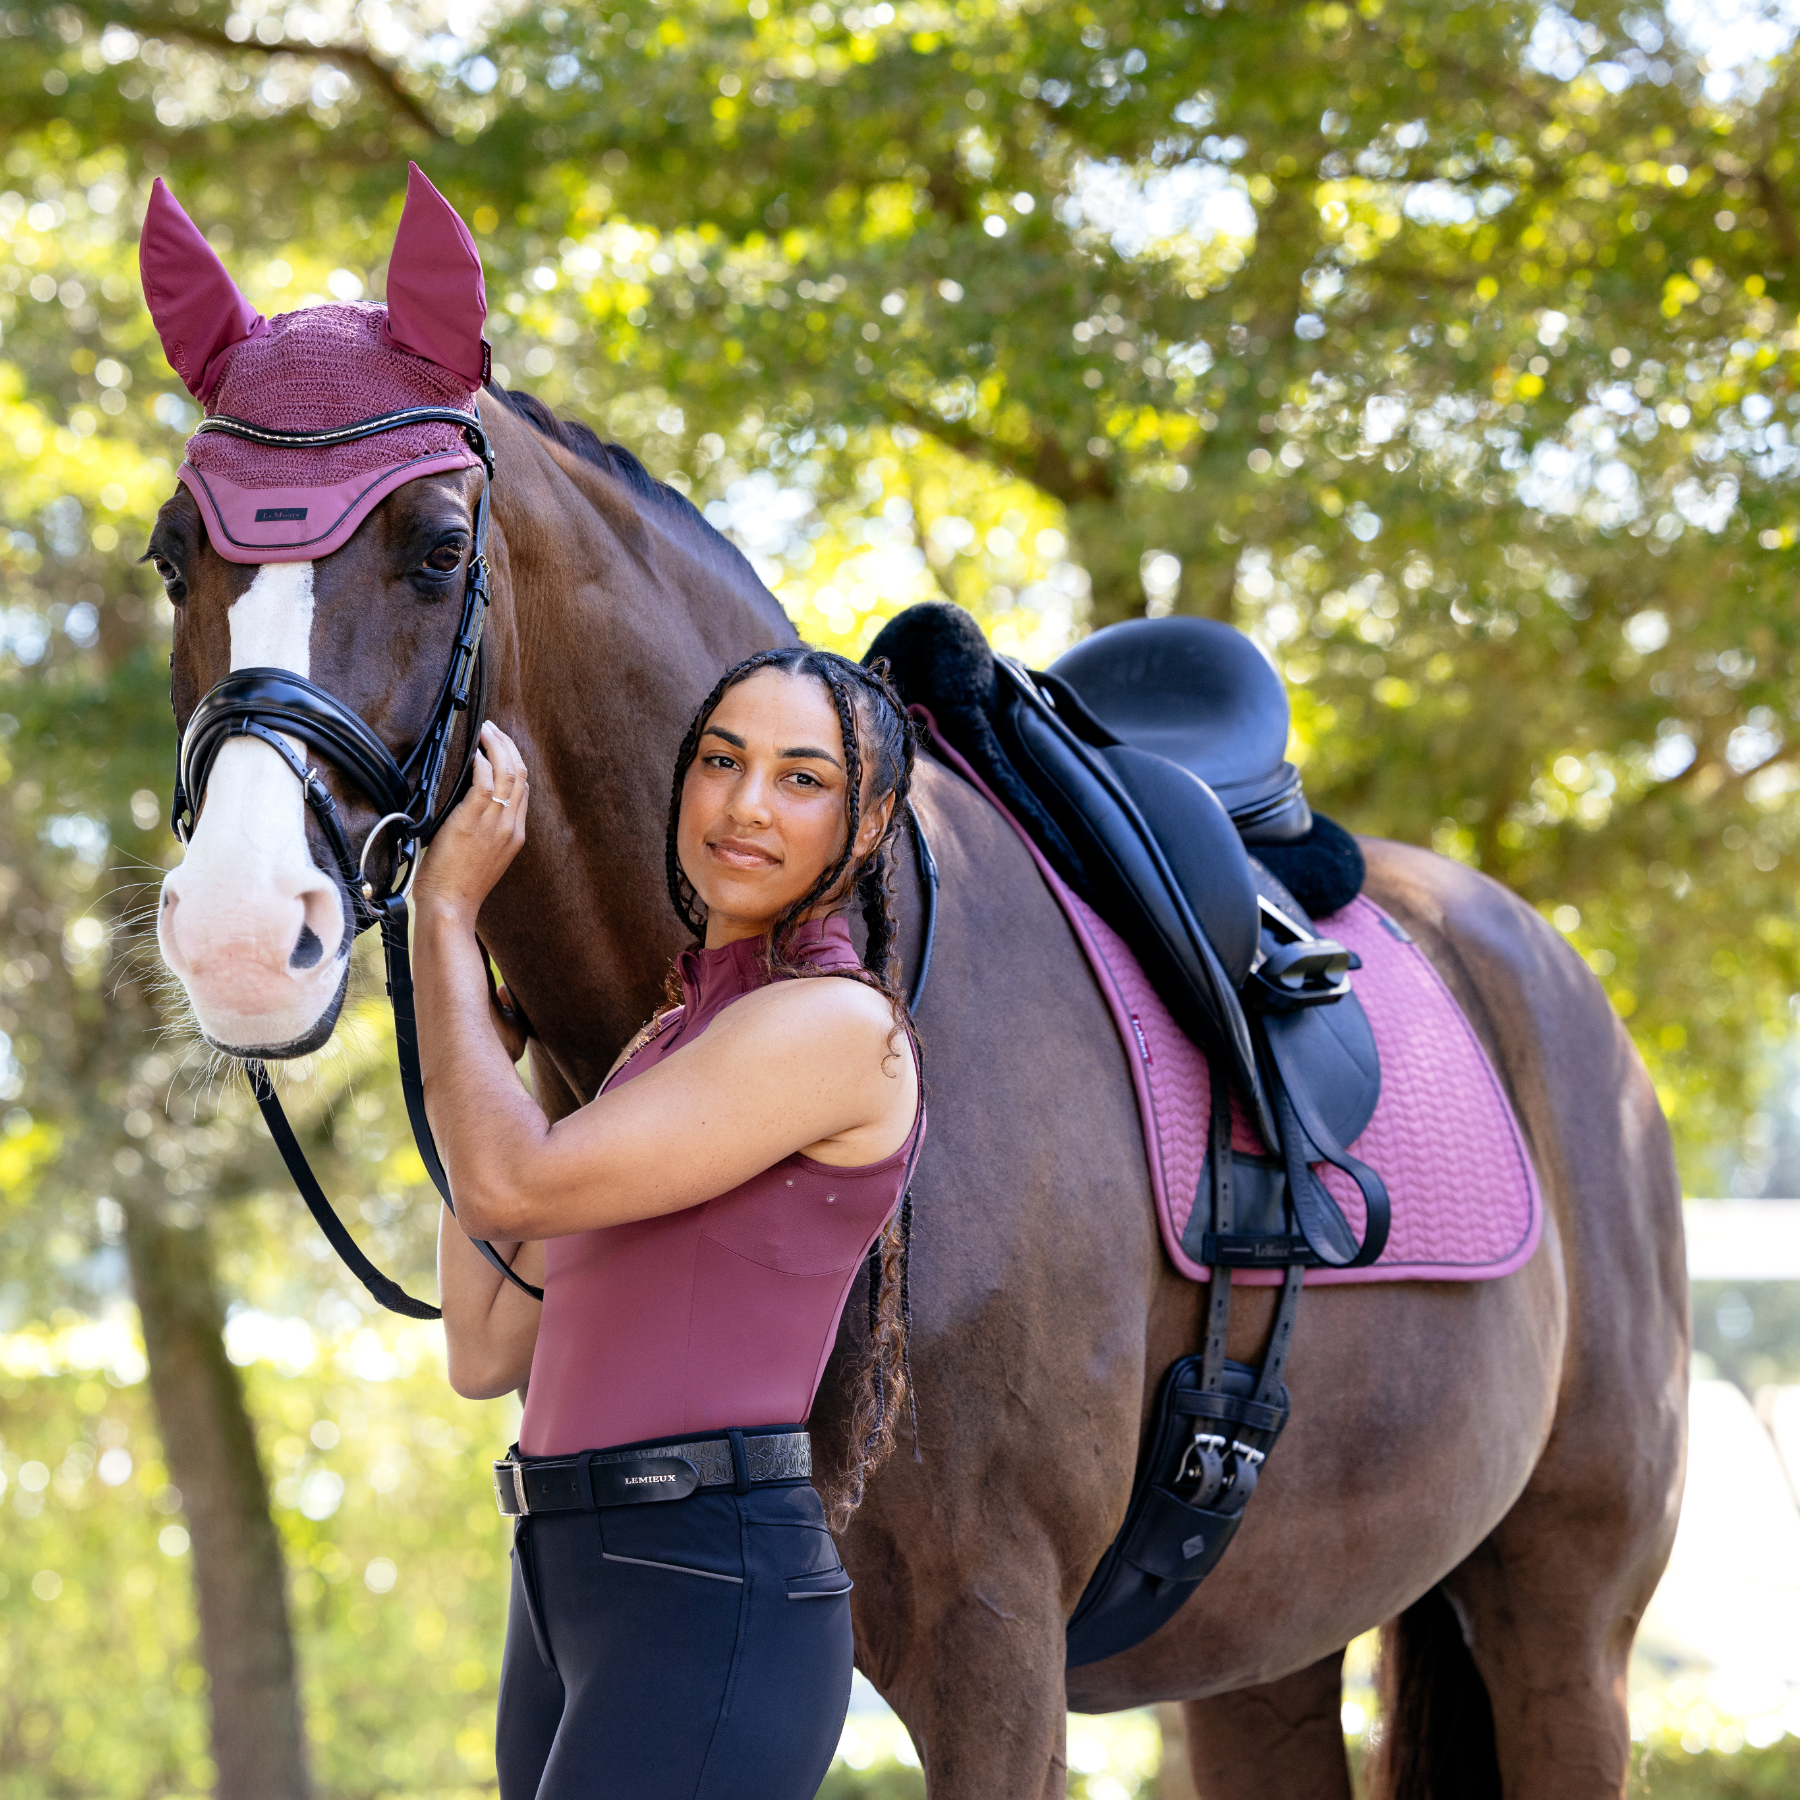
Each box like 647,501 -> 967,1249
171,403 -> 537,1318
173,401 -> 942,1319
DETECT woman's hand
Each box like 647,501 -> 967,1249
414,722 -> 531,927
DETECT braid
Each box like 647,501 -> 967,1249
857,850 -> 893,988
852,655 -> 914,994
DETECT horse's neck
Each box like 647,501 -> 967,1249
473,453 -> 794,1099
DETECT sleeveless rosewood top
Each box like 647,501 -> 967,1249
518,914 -> 924,1456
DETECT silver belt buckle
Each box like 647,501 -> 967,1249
494,1459 -> 530,1516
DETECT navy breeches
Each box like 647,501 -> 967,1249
497,1479 -> 853,1800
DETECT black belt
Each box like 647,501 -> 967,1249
494,1429 -> 812,1515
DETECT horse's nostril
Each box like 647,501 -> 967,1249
290,923 -> 325,971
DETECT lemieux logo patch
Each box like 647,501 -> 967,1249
254,506 -> 309,523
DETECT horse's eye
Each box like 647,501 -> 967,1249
422,541 -> 467,575
151,556 -> 187,603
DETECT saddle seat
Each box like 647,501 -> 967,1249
1048,617 -> 1311,843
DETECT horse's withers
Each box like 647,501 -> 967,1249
158,559 -> 354,1055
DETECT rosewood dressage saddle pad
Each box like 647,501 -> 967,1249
870,604 -> 1541,1667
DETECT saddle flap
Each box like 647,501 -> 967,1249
1261,996 -> 1381,1157
990,661 -> 1274,1143
1246,864 -> 1381,1156
1095,744 -> 1259,986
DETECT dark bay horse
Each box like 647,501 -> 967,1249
151,386 -> 1688,1799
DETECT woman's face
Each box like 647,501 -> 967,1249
677,667 -> 889,946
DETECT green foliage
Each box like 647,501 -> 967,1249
7,0 -> 1798,1174
818,1766 -> 926,1800
1633,1737 -> 1800,1797
0,1369 -> 209,1795
4,1 -> 1800,1788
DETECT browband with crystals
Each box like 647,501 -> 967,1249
192,405 -> 494,476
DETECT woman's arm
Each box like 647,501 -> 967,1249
428,972 -> 914,1240
437,1215 -> 544,1399
412,726 -> 917,1246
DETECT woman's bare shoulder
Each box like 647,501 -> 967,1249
726,971 -> 906,1050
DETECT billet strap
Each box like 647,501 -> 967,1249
1198,1066 -> 1235,1395
1186,1060 -> 1303,1505
1253,1264 -> 1306,1410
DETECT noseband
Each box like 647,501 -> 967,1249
170,404 -> 538,1317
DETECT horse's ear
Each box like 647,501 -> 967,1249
382,163 -> 489,386
138,178 -> 266,403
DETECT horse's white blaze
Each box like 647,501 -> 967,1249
159,561 -> 351,1054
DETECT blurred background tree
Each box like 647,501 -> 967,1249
6,0 -> 1800,1792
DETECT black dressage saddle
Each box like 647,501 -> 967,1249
1049,616 -> 1311,842
870,605 -> 1390,1273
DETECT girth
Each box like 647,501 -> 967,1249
1065,1065 -> 1303,1668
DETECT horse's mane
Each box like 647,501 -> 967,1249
485,383 -> 793,639
487,383 -> 696,515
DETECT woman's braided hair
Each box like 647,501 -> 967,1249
664,646 -> 921,1530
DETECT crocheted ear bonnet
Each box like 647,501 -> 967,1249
139,164 -> 491,564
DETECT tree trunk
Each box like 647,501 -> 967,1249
126,1198 -> 312,1800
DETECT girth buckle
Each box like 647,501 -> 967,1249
1176,1432 -> 1226,1487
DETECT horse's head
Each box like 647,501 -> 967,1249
142,167 -> 495,1058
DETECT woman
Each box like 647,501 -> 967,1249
412,647 -> 924,1800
